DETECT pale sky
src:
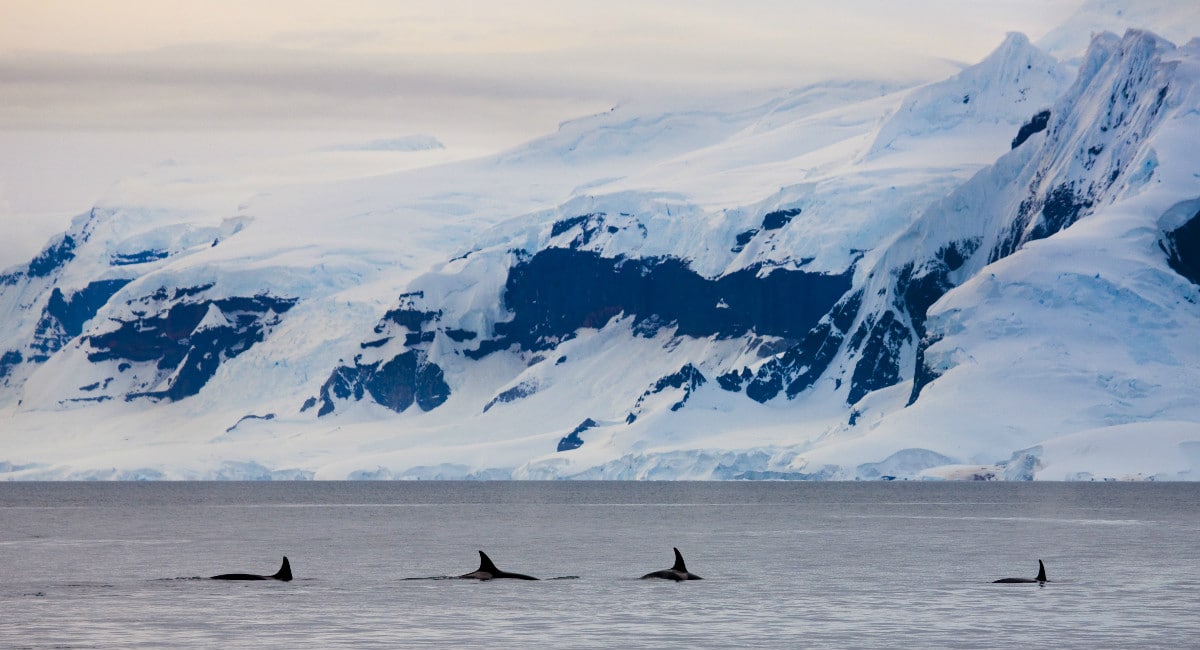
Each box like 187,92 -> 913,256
0,0 -> 1094,260
2,1 -> 1088,135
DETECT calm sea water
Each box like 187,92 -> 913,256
1,481 -> 1197,648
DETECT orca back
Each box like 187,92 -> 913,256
671,547 -> 688,573
992,560 -> 1047,584
461,551 -> 538,580
641,547 -> 702,581
211,572 -> 267,581
211,556 -> 292,581
272,556 -> 293,581
641,569 -> 686,581
477,551 -> 500,576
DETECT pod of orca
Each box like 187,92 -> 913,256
204,551 -> 1048,584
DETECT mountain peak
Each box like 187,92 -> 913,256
868,31 -> 1071,155
2,23 -> 1199,481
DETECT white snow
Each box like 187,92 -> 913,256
1,1 -> 1199,481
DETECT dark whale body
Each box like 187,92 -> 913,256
641,547 -> 702,581
458,551 -> 538,580
211,556 -> 293,581
993,559 -> 1047,584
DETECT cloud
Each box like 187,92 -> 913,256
268,29 -> 387,50
0,0 -> 1092,226
0,1 -> 1088,137
0,46 -> 615,141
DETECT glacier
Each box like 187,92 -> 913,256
2,4 -> 1200,481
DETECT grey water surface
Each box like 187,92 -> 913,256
1,481 -> 1197,648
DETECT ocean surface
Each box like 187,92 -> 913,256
1,481 -> 1197,648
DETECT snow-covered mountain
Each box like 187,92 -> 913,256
2,8 -> 1199,480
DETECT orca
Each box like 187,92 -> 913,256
993,559 -> 1047,584
641,547 -> 702,581
211,556 -> 292,582
458,551 -> 538,580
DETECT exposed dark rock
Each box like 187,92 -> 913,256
1030,183 -> 1092,242
0,350 -> 22,380
315,365 -> 361,416
761,208 -> 801,230
360,338 -> 390,349
754,337 -> 797,358
225,413 -> 276,433
896,240 -> 979,333
745,370 -> 783,404
464,337 -> 517,360
550,214 -> 592,237
404,331 -> 436,346
908,333 -> 944,406
315,349 -> 449,416
62,396 -> 111,405
444,328 -> 477,342
995,182 -> 1094,263
743,289 -> 863,403
483,381 -> 537,413
1011,109 -> 1051,149
85,292 -> 296,402
636,363 -> 707,412
468,248 -> 852,358
1162,209 -> 1200,286
887,239 -> 980,405
111,250 -> 169,266
557,418 -> 597,452
379,291 -> 440,333
27,234 -> 76,278
551,213 -> 606,248
80,381 -> 100,391
173,284 -> 214,299
368,351 -> 449,412
717,368 -> 751,392
848,310 -> 910,404
892,261 -> 946,335
32,279 -> 132,356
731,229 -> 758,253
630,314 -> 666,338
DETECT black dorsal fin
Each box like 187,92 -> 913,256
671,547 -> 688,573
273,556 -> 293,581
1035,559 -> 1046,582
478,551 -> 500,574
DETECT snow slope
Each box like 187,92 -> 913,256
1,2 -> 1198,480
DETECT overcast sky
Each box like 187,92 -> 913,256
0,0 -> 1096,261
2,1 -> 1090,136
